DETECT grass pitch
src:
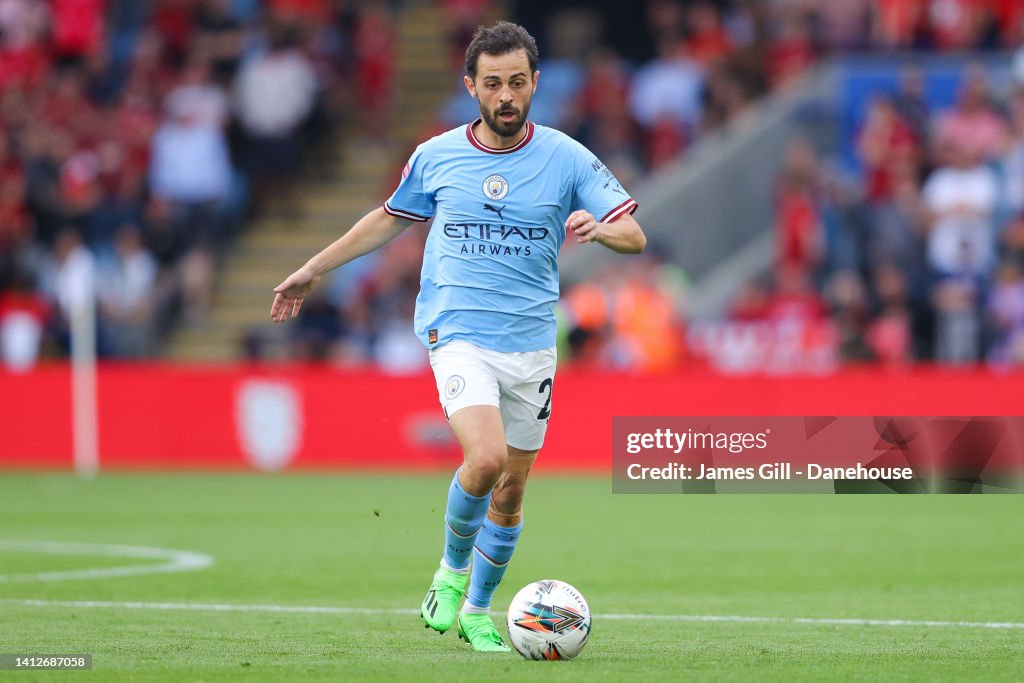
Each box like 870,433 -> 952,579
1,473 -> 1022,682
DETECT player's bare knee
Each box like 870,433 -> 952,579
463,447 -> 508,488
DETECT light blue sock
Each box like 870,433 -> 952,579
465,518 -> 523,609
442,469 -> 491,571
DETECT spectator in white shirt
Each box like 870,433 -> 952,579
922,143 -> 997,278
233,25 -> 318,214
97,224 -> 158,356
150,59 -> 232,206
628,38 -> 705,136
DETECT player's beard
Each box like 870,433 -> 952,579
480,99 -> 531,140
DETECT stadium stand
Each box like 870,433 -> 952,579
3,0 -> 1024,372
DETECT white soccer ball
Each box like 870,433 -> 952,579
506,579 -> 591,660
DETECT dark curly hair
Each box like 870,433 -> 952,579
464,21 -> 539,80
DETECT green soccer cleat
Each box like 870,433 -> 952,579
456,612 -> 511,653
420,566 -> 469,633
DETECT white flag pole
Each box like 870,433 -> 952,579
70,282 -> 99,478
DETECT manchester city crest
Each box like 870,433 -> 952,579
482,174 -> 509,201
445,375 -> 465,400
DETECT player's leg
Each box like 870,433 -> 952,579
458,346 -> 554,652
422,343 -> 506,634
461,446 -> 534,605
457,448 -> 535,653
449,405 -> 509,496
441,406 -> 508,579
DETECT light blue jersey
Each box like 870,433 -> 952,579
385,120 -> 638,352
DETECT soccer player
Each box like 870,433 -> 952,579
270,21 -> 646,652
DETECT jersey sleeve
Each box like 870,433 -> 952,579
384,146 -> 435,222
571,145 -> 639,223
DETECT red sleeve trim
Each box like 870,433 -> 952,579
600,198 -> 639,223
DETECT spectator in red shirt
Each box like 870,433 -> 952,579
926,0 -> 984,50
768,7 -> 816,88
729,278 -> 770,321
765,263 -> 828,325
0,0 -> 49,91
269,0 -> 330,25
0,39 -> 50,94
577,48 -> 631,121
152,0 -> 194,61
51,0 -> 106,63
867,263 -> 914,365
443,0 -> 492,72
0,127 -> 30,249
873,0 -> 928,49
867,306 -> 912,365
989,0 -> 1024,45
645,110 -> 686,170
857,98 -> 919,205
685,2 -> 732,67
354,0 -> 395,137
776,139 -> 823,274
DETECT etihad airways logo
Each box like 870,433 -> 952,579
442,221 -> 549,256
442,223 -> 549,240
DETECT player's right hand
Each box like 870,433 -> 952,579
270,266 -> 321,322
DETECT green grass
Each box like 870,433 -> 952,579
0,474 -> 1022,681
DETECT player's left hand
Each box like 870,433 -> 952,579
566,210 -> 601,245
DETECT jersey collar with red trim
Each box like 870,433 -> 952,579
466,119 -> 535,154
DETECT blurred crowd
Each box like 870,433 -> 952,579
0,0 -> 391,369
728,61 -> 1024,369
285,0 -> 1024,373
443,0 -> 1024,187
554,0 -> 1024,372
535,0 -> 1024,372
6,1 -> 1024,373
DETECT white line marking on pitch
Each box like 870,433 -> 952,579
3,599 -> 1022,630
0,540 -> 213,582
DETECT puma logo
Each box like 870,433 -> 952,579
483,204 -> 506,220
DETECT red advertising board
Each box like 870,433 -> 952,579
1,364 -> 1022,471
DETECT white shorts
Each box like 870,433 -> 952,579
428,340 -> 556,451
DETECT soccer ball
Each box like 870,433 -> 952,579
506,579 -> 591,660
